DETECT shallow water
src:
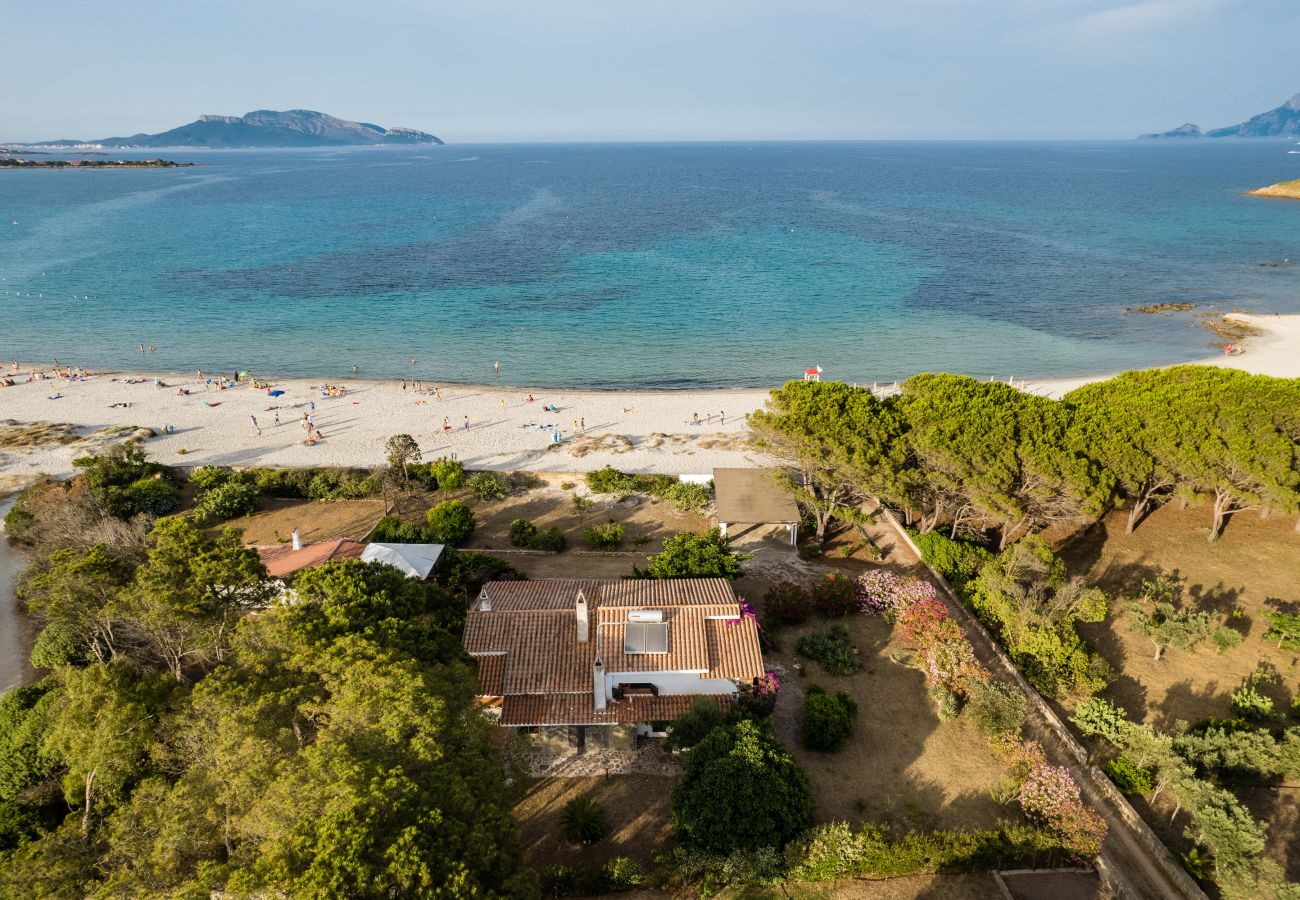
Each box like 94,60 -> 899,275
1,141 -> 1298,387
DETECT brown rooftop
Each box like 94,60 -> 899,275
712,468 -> 800,524
257,539 -> 366,578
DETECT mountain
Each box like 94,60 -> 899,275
21,109 -> 443,148
1141,93 -> 1300,139
1206,93 -> 1300,137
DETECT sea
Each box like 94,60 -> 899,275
1,141 -> 1298,389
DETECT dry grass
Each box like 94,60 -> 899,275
223,497 -> 387,544
1058,503 -> 1300,878
0,420 -> 82,449
569,433 -> 635,458
512,775 -> 677,869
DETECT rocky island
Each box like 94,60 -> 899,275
1142,91 -> 1300,138
6,108 -> 443,149
1248,179 -> 1300,200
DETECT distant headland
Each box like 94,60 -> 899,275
0,156 -> 193,169
1248,179 -> 1300,200
1141,92 -> 1300,138
3,109 -> 444,150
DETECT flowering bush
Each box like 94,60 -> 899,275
922,638 -> 985,698
738,671 -> 780,716
811,573 -> 859,617
897,597 -> 958,647
731,598 -> 758,628
857,571 -> 937,620
763,582 -> 813,625
1018,761 -> 1107,859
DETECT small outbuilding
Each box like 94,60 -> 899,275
711,467 -> 800,547
360,542 -> 445,580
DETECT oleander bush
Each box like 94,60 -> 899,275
188,465 -> 233,491
965,679 -> 1027,738
763,581 -> 814,625
508,518 -> 567,552
811,572 -> 858,618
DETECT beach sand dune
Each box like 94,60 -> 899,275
1,314 -> 1296,483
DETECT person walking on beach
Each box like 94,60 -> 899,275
250,415 -> 261,436
463,415 -> 470,430
273,411 -> 280,426
442,417 -> 451,433
580,417 -> 585,431
434,386 -> 442,401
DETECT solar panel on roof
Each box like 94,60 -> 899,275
625,622 -> 669,654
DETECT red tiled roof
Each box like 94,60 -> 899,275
474,654 -> 505,696
705,617 -> 766,680
500,693 -> 732,727
257,539 -> 366,578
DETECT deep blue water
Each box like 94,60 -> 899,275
1,141 -> 1298,388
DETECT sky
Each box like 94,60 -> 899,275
4,0 -> 1300,143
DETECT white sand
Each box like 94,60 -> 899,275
2,314 -> 1297,482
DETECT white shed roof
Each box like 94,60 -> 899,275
361,542 -> 445,580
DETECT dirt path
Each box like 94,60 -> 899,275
874,511 -> 1205,900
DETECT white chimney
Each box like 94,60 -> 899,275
291,528 -> 301,551
575,590 -> 589,643
593,656 -> 606,710
478,589 -> 492,612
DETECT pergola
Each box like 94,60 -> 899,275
712,468 -> 800,547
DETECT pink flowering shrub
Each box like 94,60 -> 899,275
857,571 -> 936,620
898,597 -> 959,648
738,670 -> 781,716
922,638 -> 986,697
1018,761 -> 1108,859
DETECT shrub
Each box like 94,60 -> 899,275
660,480 -> 713,512
763,581 -> 813,626
639,527 -> 747,579
428,457 -> 466,490
188,465 -> 233,491
665,698 -> 728,751
598,856 -> 644,891
795,624 -> 861,676
858,571 -> 938,620
72,442 -> 171,518
582,521 -> 624,551
671,720 -> 814,853
1104,756 -> 1154,795
30,622 -> 86,669
562,796 -> 607,846
307,468 -> 382,500
436,550 -> 524,604
801,685 -> 858,751
247,467 -> 313,498
966,679 -> 1027,737
192,480 -> 259,523
1230,684 -> 1275,721
369,514 -> 428,543
1261,610 -> 1300,650
1212,626 -> 1243,653
533,526 -> 568,552
468,471 -> 510,501
586,466 -> 636,494
930,685 -> 961,720
124,477 -> 181,516
425,500 -> 475,546
912,530 -> 993,590
508,518 -> 538,548
811,572 -> 858,617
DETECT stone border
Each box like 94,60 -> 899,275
879,508 -> 1207,900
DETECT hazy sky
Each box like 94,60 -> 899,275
5,0 -> 1299,142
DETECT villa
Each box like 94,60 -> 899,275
464,578 -> 764,751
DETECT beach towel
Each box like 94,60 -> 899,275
267,389 -> 285,397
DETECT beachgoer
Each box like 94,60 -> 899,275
352,364 -> 359,373
463,415 -> 470,430
494,360 -> 500,375
691,412 -> 700,425
148,345 -> 155,353
251,415 -> 261,436
402,380 -> 407,391
500,398 -> 506,410
580,417 -> 585,430
434,387 -> 442,401
273,411 -> 280,426
573,419 -> 579,432
719,410 -> 725,424
526,393 -> 534,403
309,401 -> 315,412
442,417 -> 451,433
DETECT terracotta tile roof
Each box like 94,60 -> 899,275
473,654 -> 505,696
478,578 -> 736,611
257,539 -> 366,578
500,693 -> 732,727
705,618 -> 766,680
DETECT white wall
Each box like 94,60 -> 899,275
605,671 -> 736,699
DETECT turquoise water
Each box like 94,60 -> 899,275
1,141 -> 1298,387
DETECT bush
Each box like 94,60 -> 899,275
671,720 -> 813,853
1230,684 -> 1275,721
930,685 -> 961,719
425,500 -> 476,546
660,480 -> 713,512
72,442 -> 171,518
582,521 -> 624,551
562,796 -> 607,846
307,468 -> 382,500
584,467 -> 708,510
436,550 -> 524,604
665,698 -> 728,751
30,622 -> 86,669
468,471 -> 510,501
795,624 -> 862,676
428,457 -> 466,490
912,530 -> 993,590
508,518 -> 538,548
1261,610 -> 1300,651
1104,756 -> 1154,795
246,467 -> 313,498
811,573 -> 858,617
763,582 -> 813,626
369,514 -> 429,543
801,686 -> 858,751
639,527 -> 746,579
124,477 -> 180,516
188,465 -> 233,491
1212,626 -> 1243,653
192,480 -> 259,523
965,679 -> 1027,737
533,526 -> 567,553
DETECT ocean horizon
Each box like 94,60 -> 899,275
2,140 -> 1298,389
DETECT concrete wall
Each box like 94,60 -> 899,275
605,671 -> 735,699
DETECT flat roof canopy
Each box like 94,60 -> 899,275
712,468 -> 800,524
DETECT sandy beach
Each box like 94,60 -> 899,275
1,313 -> 1297,484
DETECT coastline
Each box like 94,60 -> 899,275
1,314 -> 1296,482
